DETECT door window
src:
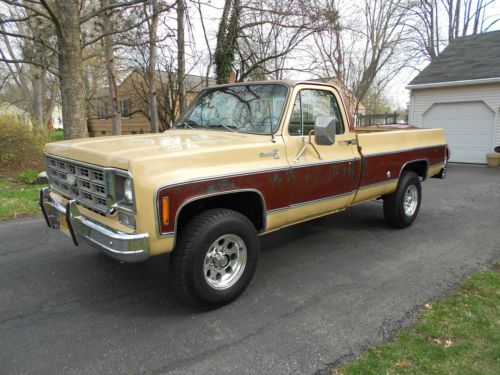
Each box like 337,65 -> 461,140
288,89 -> 345,136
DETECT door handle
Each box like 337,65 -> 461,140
339,139 -> 357,145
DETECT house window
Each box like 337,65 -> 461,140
120,99 -> 130,117
98,100 -> 108,120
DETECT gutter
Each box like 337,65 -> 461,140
406,76 -> 500,90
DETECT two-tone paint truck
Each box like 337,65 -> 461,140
41,81 -> 448,307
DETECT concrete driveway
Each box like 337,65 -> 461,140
1,164 -> 499,375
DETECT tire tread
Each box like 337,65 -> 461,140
169,208 -> 258,308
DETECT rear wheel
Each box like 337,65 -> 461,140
383,171 -> 422,228
169,208 -> 259,308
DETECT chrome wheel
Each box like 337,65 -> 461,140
203,234 -> 247,290
403,185 -> 418,216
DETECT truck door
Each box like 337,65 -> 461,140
282,84 -> 360,224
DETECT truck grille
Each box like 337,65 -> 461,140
46,156 -> 109,214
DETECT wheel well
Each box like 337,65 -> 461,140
401,160 -> 428,180
176,191 -> 265,235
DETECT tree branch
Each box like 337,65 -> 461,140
79,0 -> 147,24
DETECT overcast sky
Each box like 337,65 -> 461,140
180,0 -> 500,110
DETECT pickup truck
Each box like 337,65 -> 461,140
40,81 -> 448,308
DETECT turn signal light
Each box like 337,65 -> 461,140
162,196 -> 169,225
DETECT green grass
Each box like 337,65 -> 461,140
0,178 -> 45,220
335,265 -> 500,375
48,129 -> 64,142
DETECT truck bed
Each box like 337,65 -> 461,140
349,127 -> 447,205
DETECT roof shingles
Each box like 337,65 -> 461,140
409,30 -> 500,86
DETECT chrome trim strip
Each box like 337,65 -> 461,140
358,178 -> 399,190
291,158 -> 360,169
155,188 -> 268,244
362,144 -> 447,158
289,190 -> 355,208
266,190 -> 355,214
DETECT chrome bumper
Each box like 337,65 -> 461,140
40,188 -> 150,263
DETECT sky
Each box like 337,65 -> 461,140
181,0 -> 500,110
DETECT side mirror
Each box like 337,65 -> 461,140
314,116 -> 335,145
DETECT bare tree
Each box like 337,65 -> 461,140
409,0 -> 498,61
101,0 -> 122,135
236,0 -> 328,81
214,0 -> 240,84
176,0 -> 186,112
146,0 -> 160,133
313,0 -> 413,109
0,0 -> 148,139
0,8 -> 57,133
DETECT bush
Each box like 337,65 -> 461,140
0,118 -> 49,175
18,170 -> 40,184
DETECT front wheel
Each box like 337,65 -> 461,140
383,171 -> 422,228
169,208 -> 259,308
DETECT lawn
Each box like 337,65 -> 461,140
335,264 -> 500,374
0,178 -> 45,220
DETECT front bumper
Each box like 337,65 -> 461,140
40,188 -> 150,263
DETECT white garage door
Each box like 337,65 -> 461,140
423,101 -> 495,163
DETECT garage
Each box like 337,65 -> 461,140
423,102 -> 495,163
407,31 -> 500,164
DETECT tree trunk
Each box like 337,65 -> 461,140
148,0 -> 160,133
56,1 -> 88,139
214,0 -> 237,84
102,0 -> 122,135
31,65 -> 44,134
177,0 -> 186,114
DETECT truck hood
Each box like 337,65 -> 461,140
44,130 -> 275,170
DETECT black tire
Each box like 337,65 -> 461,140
383,171 -> 422,228
169,208 -> 259,308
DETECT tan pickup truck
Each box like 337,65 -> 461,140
41,81 -> 448,307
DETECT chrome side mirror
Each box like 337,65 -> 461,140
314,116 -> 335,145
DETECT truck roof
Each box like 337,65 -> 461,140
207,80 -> 340,90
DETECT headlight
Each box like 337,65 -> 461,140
124,178 -> 133,203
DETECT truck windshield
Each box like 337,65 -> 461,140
175,84 -> 288,135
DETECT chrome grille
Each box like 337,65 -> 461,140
46,156 -> 109,213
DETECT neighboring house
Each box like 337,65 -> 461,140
50,104 -> 63,130
0,102 -> 32,128
43,101 -> 63,130
87,71 -> 216,136
407,30 -> 500,164
307,77 -> 366,117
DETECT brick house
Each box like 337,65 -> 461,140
87,70 -> 216,136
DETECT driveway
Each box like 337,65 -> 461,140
1,164 -> 499,375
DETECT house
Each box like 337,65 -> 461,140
0,102 -> 33,128
87,71 -> 216,136
407,30 -> 500,164
50,104 -> 63,130
307,77 -> 366,116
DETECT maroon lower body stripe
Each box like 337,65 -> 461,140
157,145 -> 446,234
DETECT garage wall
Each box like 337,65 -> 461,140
408,83 -> 500,150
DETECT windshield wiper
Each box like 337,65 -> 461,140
175,121 -> 197,130
207,124 -> 238,133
